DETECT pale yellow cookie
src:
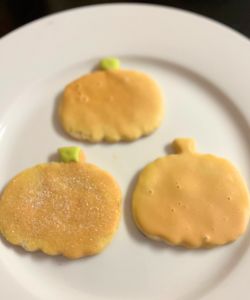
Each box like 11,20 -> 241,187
0,148 -> 121,259
58,69 -> 164,142
132,138 -> 250,248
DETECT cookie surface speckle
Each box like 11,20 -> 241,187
0,161 -> 121,258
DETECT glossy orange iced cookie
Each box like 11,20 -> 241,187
58,58 -> 164,142
0,147 -> 121,259
132,138 -> 250,248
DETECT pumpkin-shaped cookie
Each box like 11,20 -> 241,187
132,138 -> 250,248
58,58 -> 164,142
0,147 -> 121,259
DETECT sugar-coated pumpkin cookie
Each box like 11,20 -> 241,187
132,138 -> 250,248
58,58 -> 164,142
0,147 -> 121,259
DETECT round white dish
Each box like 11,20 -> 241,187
0,4 -> 249,300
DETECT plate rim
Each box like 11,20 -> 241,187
1,2 -> 250,44
0,3 -> 249,300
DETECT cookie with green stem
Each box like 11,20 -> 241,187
0,147 -> 121,259
58,57 -> 164,142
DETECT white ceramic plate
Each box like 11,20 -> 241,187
0,4 -> 249,300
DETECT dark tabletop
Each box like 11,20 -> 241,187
1,0 -> 250,38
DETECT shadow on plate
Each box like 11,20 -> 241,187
52,90 -> 76,143
0,234 -> 96,265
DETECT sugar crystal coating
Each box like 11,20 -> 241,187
0,162 -> 121,258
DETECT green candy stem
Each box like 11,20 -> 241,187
58,146 -> 81,163
100,57 -> 120,70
